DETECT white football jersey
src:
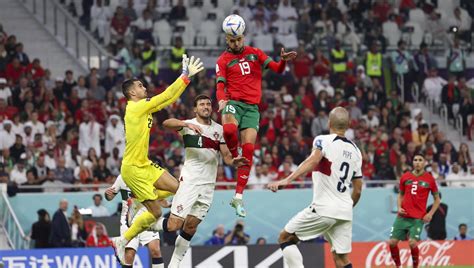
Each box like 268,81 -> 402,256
179,118 -> 224,185
111,175 -> 144,226
311,134 -> 362,221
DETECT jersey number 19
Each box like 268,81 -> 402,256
239,62 -> 250,75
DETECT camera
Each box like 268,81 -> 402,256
235,223 -> 243,232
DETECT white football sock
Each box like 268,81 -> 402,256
282,244 -> 304,268
169,233 -> 192,268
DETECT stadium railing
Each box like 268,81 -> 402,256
12,179 -> 474,192
19,0 -> 112,70
0,186 -> 29,249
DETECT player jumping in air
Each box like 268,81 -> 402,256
389,153 -> 441,268
112,55 -> 204,264
105,175 -> 169,268
159,94 -> 248,268
216,20 -> 297,217
268,107 -> 363,268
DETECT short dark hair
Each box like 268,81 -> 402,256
93,193 -> 102,200
193,94 -> 211,107
459,223 -> 467,229
413,152 -> 425,159
122,78 -> 140,100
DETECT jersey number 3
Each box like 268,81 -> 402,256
337,162 -> 350,193
239,62 -> 250,75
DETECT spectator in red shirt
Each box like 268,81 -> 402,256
5,58 -> 25,85
372,0 -> 392,23
86,222 -> 112,247
25,58 -> 45,80
292,44 -> 313,79
313,49 -> 330,78
110,6 -> 131,44
362,152 -> 375,180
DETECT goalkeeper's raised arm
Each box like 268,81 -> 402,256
121,54 -> 204,114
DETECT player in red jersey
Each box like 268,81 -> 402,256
216,23 -> 297,217
388,153 -> 441,268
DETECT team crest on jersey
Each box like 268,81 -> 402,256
146,97 -> 151,101
214,132 -> 219,140
177,204 -> 184,213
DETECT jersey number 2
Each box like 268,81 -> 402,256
239,62 -> 250,75
411,184 -> 418,195
337,162 -> 349,193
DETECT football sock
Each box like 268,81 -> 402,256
122,265 -> 132,268
280,242 -> 303,267
169,230 -> 193,267
124,211 -> 156,241
152,257 -> 164,268
343,264 -> 353,268
235,143 -> 254,196
389,244 -> 401,266
150,217 -> 168,232
223,123 -> 239,158
411,245 -> 419,268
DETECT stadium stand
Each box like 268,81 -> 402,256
0,1 -> 473,265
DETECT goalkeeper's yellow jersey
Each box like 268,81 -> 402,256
122,75 -> 190,167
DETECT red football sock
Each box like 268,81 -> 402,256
411,245 -> 419,268
235,143 -> 254,195
223,123 -> 239,158
389,245 -> 401,267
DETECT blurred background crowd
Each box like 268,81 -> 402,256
0,0 -> 473,196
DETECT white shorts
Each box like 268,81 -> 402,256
121,208 -> 160,251
170,182 -> 215,220
284,206 -> 352,254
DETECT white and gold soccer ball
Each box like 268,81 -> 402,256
222,14 -> 246,36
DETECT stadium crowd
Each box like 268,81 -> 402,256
0,0 -> 473,196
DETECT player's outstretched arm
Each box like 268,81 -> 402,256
163,118 -> 202,134
266,48 -> 298,74
351,178 -> 363,207
268,148 -> 323,192
147,55 -> 204,113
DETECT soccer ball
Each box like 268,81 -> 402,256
222,14 -> 246,36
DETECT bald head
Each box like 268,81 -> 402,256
329,107 -> 350,132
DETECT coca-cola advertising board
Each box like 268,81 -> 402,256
324,240 -> 474,268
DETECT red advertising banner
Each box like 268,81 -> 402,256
324,240 -> 474,268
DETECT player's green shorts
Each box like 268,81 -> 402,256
222,100 -> 260,130
121,163 -> 173,202
390,216 -> 424,241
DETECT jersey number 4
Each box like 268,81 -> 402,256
239,62 -> 251,75
337,162 -> 350,193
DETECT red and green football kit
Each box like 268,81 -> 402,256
390,171 -> 439,241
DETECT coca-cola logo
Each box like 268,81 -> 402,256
365,241 -> 455,267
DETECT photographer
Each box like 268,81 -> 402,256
224,221 -> 250,245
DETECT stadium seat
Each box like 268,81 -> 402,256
153,19 -> 172,46
218,0 -> 234,15
198,20 -> 219,46
403,21 -> 424,48
382,21 -> 401,47
188,7 -> 204,28
409,8 -> 426,32
253,33 -> 274,52
175,21 -> 196,46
